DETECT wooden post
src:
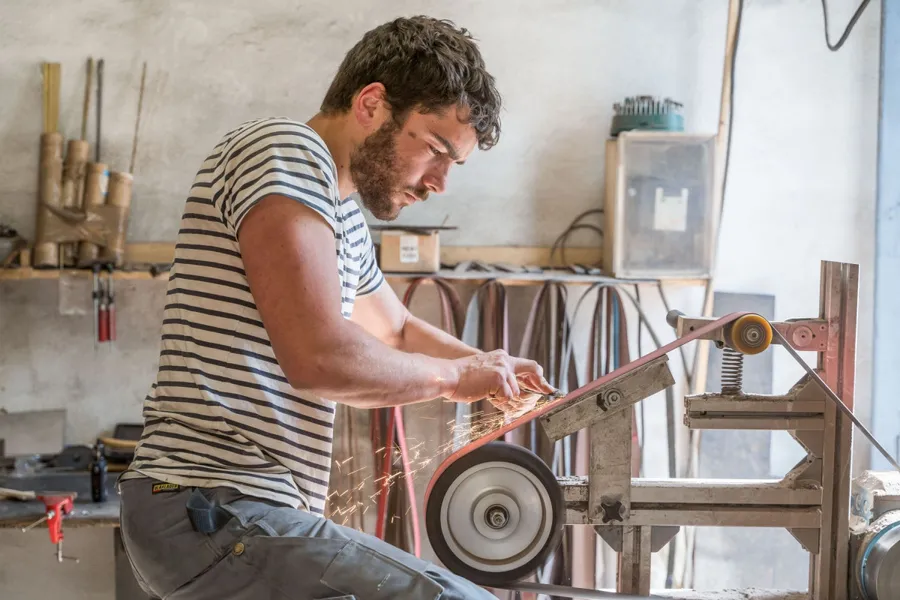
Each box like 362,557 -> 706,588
809,261 -> 857,600
619,525 -> 652,596
589,410 -> 633,525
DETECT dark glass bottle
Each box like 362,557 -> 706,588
90,440 -> 108,502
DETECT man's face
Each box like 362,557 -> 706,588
349,107 -> 478,221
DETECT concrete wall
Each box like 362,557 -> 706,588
0,0 -> 880,597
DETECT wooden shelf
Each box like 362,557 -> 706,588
0,267 -> 167,281
0,267 -> 707,287
0,242 -> 708,286
383,270 -> 668,286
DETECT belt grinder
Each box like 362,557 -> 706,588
424,261 -> 900,600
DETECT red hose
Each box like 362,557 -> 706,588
375,409 -> 394,541
372,279 -> 431,552
394,405 -> 421,557
375,277 -> 456,554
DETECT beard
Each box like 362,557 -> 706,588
349,118 -> 426,221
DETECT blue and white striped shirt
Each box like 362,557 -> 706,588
121,118 -> 384,513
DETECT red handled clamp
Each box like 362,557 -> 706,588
22,493 -> 79,563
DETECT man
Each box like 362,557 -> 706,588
118,15 -> 554,600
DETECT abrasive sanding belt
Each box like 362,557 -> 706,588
475,280 -> 510,417
511,281 -> 582,594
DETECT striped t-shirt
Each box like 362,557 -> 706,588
120,117 -> 384,514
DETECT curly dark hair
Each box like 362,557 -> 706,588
320,16 -> 502,150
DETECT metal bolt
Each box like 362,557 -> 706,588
597,389 -> 623,411
792,326 -> 813,348
742,325 -> 763,346
599,499 -> 626,524
605,390 -> 623,406
485,505 -> 509,530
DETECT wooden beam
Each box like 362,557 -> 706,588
685,415 -> 824,431
625,506 -> 821,528
619,526 -> 652,595
685,395 -> 824,414
120,243 -> 605,269
0,267 -> 168,281
566,504 -> 821,528
589,411 -> 633,524
124,242 -> 175,265
439,245 -> 601,267
561,477 -> 822,506
0,487 -> 36,501
1,243 -> 712,286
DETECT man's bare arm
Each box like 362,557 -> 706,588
351,284 -> 478,360
238,195 -> 551,410
351,276 -> 551,413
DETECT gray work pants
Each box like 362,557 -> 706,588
118,478 -> 497,600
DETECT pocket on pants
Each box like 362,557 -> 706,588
320,541 -> 443,600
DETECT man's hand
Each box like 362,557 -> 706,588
447,350 -> 556,417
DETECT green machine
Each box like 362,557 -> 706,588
610,95 -> 684,136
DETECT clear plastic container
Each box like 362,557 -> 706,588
607,131 -> 717,279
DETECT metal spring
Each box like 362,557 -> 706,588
721,347 -> 744,395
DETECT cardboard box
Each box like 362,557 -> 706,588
378,229 -> 440,273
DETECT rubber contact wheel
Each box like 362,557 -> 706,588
726,314 -> 773,355
425,441 -> 564,587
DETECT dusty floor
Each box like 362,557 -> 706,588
655,590 -> 806,600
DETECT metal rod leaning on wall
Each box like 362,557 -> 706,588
78,57 -> 110,267
95,58 -> 103,163
99,61 -> 146,267
57,58 -> 95,267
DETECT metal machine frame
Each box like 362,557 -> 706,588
538,260 -> 858,598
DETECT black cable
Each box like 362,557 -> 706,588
719,0 -> 742,235
549,223 -> 603,267
821,0 -> 873,52
568,208 -> 603,225
549,209 -> 603,268
720,0 -> 866,211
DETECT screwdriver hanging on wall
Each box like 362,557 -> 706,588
92,265 -> 101,344
107,265 -> 116,345
92,264 -> 117,346
97,268 -> 109,344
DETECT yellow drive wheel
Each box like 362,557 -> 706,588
727,314 -> 773,355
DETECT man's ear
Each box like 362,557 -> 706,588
352,83 -> 389,131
